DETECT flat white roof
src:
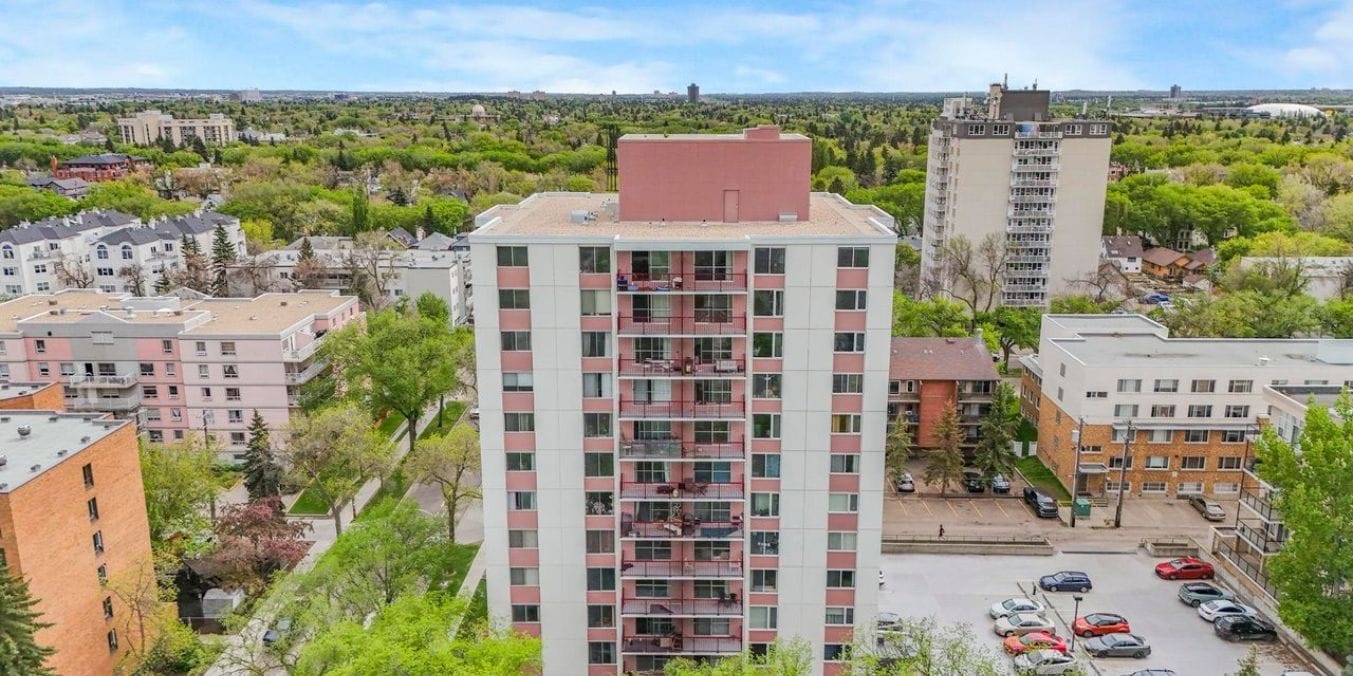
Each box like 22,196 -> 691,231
1050,333 -> 1353,369
0,412 -> 127,493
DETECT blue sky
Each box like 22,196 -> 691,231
3,0 -> 1353,93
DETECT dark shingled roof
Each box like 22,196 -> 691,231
387,228 -> 417,248
889,336 -> 999,381
1142,247 -> 1186,267
415,232 -> 455,251
1102,235 -> 1143,259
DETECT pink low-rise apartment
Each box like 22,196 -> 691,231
0,289 -> 360,459
470,126 -> 897,674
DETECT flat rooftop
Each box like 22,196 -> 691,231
184,292 -> 355,335
472,192 -> 895,241
621,132 -> 811,141
1049,333 -> 1353,369
0,289 -> 355,336
0,382 -> 55,401
1042,314 -> 1166,335
0,412 -> 127,493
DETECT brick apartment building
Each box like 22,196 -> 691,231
1020,314 -> 1353,500
50,153 -> 154,182
887,336 -> 998,451
0,388 -> 153,676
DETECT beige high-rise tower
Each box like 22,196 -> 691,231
920,83 -> 1112,307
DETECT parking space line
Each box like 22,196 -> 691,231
994,500 -> 1011,519
920,500 -> 934,516
946,500 -> 959,516
970,501 -> 985,518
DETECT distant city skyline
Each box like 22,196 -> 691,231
2,0 -> 1353,93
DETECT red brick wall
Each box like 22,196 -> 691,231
0,383 -> 65,412
916,380 -> 957,447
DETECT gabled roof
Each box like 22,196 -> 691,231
62,153 -> 142,166
1101,235 -> 1143,259
415,232 -> 455,250
1142,247 -> 1187,267
387,227 -> 417,248
97,228 -> 170,246
889,336 -> 999,381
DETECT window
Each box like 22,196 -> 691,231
498,372 -> 534,392
97,564 -> 107,583
753,290 -> 784,316
1105,481 -> 1131,493
588,605 -> 615,628
139,363 -> 154,376
750,606 -> 778,629
1183,430 -> 1209,443
750,532 -> 779,555
588,642 -> 615,665
504,413 -> 535,432
82,463 -> 94,488
584,453 -> 614,477
1150,405 -> 1175,418
230,432 -> 246,445
753,414 -> 781,439
195,341 -> 208,355
634,541 -> 671,560
1225,405 -> 1250,419
227,410 -> 243,423
828,493 -> 859,512
830,454 -> 860,473
1214,482 -> 1240,494
34,339 -> 45,353
1145,456 -> 1169,469
752,332 -> 783,358
834,332 -> 865,352
1181,456 -> 1206,469
509,568 -> 540,585
751,570 -> 778,592
579,246 -> 610,273
497,246 -> 528,266
824,645 -> 847,662
103,596 -> 114,619
508,491 -> 536,510
837,247 -> 869,267
94,267 -> 113,276
1154,379 -> 1178,393
1141,481 -> 1167,493
1228,379 -> 1253,393
752,374 -> 782,399
585,492 -> 614,515
581,331 -> 610,357
825,607 -> 855,625
634,580 -> 669,598
581,373 -> 611,398
832,374 -> 864,393
585,530 -> 614,553
750,492 -> 780,517
1085,391 -> 1108,399
1117,379 -> 1141,393
827,532 -> 858,551
1191,379 -> 1216,393
751,454 -> 780,478
584,413 -> 612,437
93,531 -> 105,555
1188,405 -> 1212,418
826,570 -> 856,588
505,453 -> 534,471
107,629 -> 118,653
1218,456 -> 1243,470
1148,429 -> 1172,443
754,247 -> 785,274
499,289 -> 531,309
1221,430 -> 1246,443
580,290 -> 612,316
197,365 -> 210,378
511,605 -> 540,622
1114,404 -> 1139,418
587,568 -> 616,591
501,331 -> 531,351
161,339 -> 173,354
87,497 -> 100,521
37,363 -> 49,377
831,414 -> 861,434
835,290 -> 867,310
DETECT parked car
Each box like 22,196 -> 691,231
894,472 -> 915,493
1188,495 -> 1227,522
876,611 -> 902,632
1002,631 -> 1068,656
1083,632 -> 1152,658
1214,616 -> 1278,641
1197,600 -> 1258,623
1012,649 -> 1080,675
989,597 -> 1046,619
1039,570 -> 1093,593
1177,582 -> 1234,607
1023,486 -> 1059,518
1073,612 -> 1130,638
963,470 -> 986,493
1124,671 -> 1178,676
990,473 -> 1011,493
1155,556 -> 1215,580
994,613 -> 1056,637
262,616 -> 292,645
467,405 -> 480,421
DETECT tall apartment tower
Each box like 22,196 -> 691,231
470,126 -> 897,675
921,83 -> 1112,307
687,83 -> 700,103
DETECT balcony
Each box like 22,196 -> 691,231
1003,284 -> 1048,293
1007,254 -> 1051,264
620,515 -> 743,540
620,560 -> 744,578
616,272 -> 746,293
1006,224 -> 1054,234
1015,130 -> 1062,139
66,396 -> 142,412
68,374 -> 138,388
1009,193 -> 1055,204
1010,178 -> 1056,188
618,315 -> 747,336
621,596 -> 743,617
1235,520 -> 1286,555
619,400 -> 745,420
619,480 -> 744,500
622,636 -> 742,655
1239,486 -> 1281,522
283,339 -> 323,361
1013,147 -> 1060,157
1009,208 -> 1056,219
619,357 -> 745,378
619,439 -> 745,460
284,360 -> 328,384
1012,162 -> 1060,173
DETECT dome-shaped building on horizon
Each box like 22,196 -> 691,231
1247,103 -> 1325,118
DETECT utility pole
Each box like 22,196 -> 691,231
1069,418 -> 1084,527
1113,419 -> 1133,528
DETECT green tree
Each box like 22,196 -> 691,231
140,439 -> 217,554
413,291 -> 450,325
0,184 -> 75,226
924,407 -> 966,497
885,418 -> 914,481
1254,392 -> 1353,657
987,306 -> 1040,370
242,410 -> 282,499
892,292 -> 969,337
849,616 -> 1004,675
1048,294 -> 1117,314
405,425 -> 482,543
280,403 -> 391,536
209,223 -> 236,296
663,639 -> 812,674
972,384 -> 1019,481
350,187 -> 370,234
308,501 -> 451,615
0,564 -> 55,676
1321,297 -> 1353,338
79,179 -> 194,220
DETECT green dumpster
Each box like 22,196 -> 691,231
1073,498 -> 1092,517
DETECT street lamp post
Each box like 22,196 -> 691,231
1070,595 -> 1084,650
1070,418 -> 1084,527
1113,419 -> 1133,528
202,410 -> 217,520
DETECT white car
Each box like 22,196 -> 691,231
993,612 -> 1055,637
1012,648 -> 1080,674
989,597 -> 1045,619
1198,599 -> 1258,623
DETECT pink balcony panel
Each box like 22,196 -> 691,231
513,622 -> 541,637
826,551 -> 857,569
748,478 -> 780,493
508,548 -> 540,567
752,274 -> 784,289
828,474 -> 860,492
750,439 -> 780,453
747,593 -> 777,606
751,358 -> 783,373
825,588 -> 855,607
586,553 -> 617,568
835,311 -> 867,331
585,514 -> 615,529
499,309 -> 532,330
748,556 -> 778,569
824,663 -> 846,676
584,476 -> 614,492
506,510 -> 537,529
827,513 -> 858,531
832,354 -> 865,372
501,351 -> 533,371
587,590 -> 617,605
504,432 -> 536,451
589,665 -> 618,676
581,315 -> 613,331
752,317 -> 784,332
580,272 -> 612,289
497,267 -> 530,287
502,392 -> 534,410
509,586 -> 541,604
583,398 -> 613,413
750,399 -> 781,414
588,627 -> 618,642
831,393 -> 863,412
584,437 -> 615,452
830,435 -> 861,452
581,357 -> 613,372
748,630 -> 778,644
836,268 -> 869,288
505,472 -> 537,490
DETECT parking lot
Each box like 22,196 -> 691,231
878,551 -> 1312,675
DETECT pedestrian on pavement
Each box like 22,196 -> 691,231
938,524 -> 945,538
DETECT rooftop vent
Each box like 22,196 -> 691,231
47,299 -> 58,306
29,464 -> 40,473
280,300 -> 288,307
57,449 -> 68,457
81,435 -> 91,443
0,456 -> 7,467
17,425 -> 32,438
1258,356 -> 1270,366
47,415 -> 58,422
778,213 -> 798,223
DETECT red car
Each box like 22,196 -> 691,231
1003,631 -> 1069,655
1155,556 -> 1215,580
1073,613 -> 1130,638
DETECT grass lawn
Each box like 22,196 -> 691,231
455,578 -> 489,640
377,412 -> 406,440
1016,454 -> 1072,502
287,486 -> 332,516
442,542 -> 480,591
419,400 -> 468,440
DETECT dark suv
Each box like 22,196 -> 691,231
963,470 -> 986,493
1023,487 -> 1059,518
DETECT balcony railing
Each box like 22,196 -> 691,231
617,272 -> 747,293
620,439 -> 745,460
68,374 -> 137,388
1015,130 -> 1062,139
620,516 -> 743,540
622,636 -> 742,655
1012,162 -> 1060,172
1236,520 -> 1285,554
1239,486 -> 1281,522
283,339 -> 323,361
618,315 -> 747,336
620,399 -> 745,419
621,560 -> 744,578
619,358 -> 746,377
1010,178 -> 1057,188
1008,208 -> 1056,218
1013,147 -> 1060,157
1215,535 -> 1277,599
1009,194 -> 1055,204
621,596 -> 744,617
619,480 -> 744,500
284,360 -> 329,384
66,396 -> 141,412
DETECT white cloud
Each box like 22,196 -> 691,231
1278,0 -> 1353,83
0,2 -> 192,87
